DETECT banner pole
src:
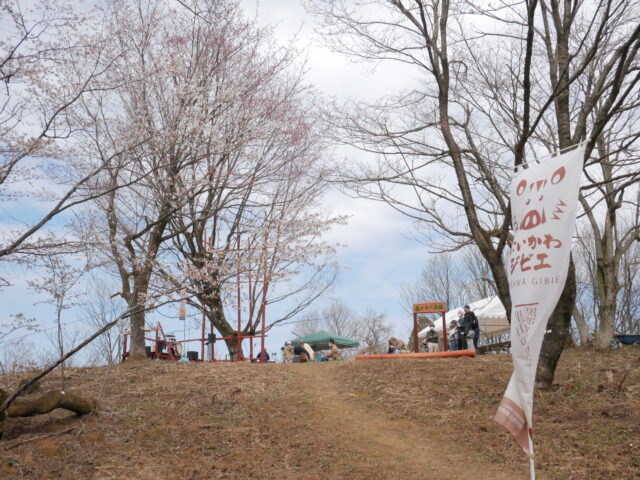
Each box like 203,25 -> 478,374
528,434 -> 536,480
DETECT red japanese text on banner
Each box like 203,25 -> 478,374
494,145 -> 584,454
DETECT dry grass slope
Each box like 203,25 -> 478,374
333,348 -> 640,479
0,348 -> 637,479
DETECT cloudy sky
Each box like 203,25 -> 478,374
1,0 -> 433,361
233,0 -> 430,349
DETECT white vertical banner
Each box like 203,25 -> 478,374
178,283 -> 187,321
494,145 -> 585,454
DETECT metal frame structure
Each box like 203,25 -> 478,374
121,323 -> 181,362
198,232 -> 270,362
121,233 -> 271,363
120,318 -> 269,363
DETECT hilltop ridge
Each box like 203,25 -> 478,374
0,348 -> 638,479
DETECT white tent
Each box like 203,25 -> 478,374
418,296 -> 509,337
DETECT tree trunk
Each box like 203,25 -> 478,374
572,306 -> 589,346
535,258 -> 576,389
492,262 -> 513,323
592,223 -> 619,350
125,226 -> 165,359
223,338 -> 243,361
129,305 -> 147,360
594,294 -> 617,350
204,288 -> 247,361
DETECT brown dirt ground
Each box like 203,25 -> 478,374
0,347 -> 638,479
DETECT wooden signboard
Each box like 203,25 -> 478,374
413,302 -> 446,314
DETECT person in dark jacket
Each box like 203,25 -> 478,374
456,309 -> 468,350
463,304 -> 480,351
424,326 -> 439,352
293,341 -> 309,362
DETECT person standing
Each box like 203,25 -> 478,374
425,325 -> 439,352
456,309 -> 468,350
463,304 -> 480,351
448,320 -> 459,351
283,341 -> 294,363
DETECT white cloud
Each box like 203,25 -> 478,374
236,0 -> 430,347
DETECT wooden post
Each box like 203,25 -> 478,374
413,312 -> 419,353
442,311 -> 448,351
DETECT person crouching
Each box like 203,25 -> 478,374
425,325 -> 439,352
293,341 -> 309,362
322,339 -> 340,361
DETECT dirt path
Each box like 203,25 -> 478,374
289,363 -> 522,480
1,361 -> 527,479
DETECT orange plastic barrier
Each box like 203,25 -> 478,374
355,349 -> 476,360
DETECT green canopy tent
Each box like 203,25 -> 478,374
290,330 -> 359,351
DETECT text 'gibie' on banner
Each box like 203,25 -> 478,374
494,144 -> 585,457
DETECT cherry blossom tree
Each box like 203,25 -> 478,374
74,0 -> 342,360
0,0 -> 120,270
165,118 -> 342,359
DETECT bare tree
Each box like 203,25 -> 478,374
0,314 -> 37,348
572,233 -> 593,346
82,276 -> 126,365
617,239 -> 640,336
0,315 -> 38,377
0,340 -> 38,378
309,0 -> 640,387
574,203 -> 640,346
461,247 -> 498,301
27,255 -> 87,383
292,302 -> 362,339
358,309 -> 392,354
577,138 -> 640,348
401,252 -> 464,314
292,302 -> 391,356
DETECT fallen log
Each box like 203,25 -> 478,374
0,388 -> 96,438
